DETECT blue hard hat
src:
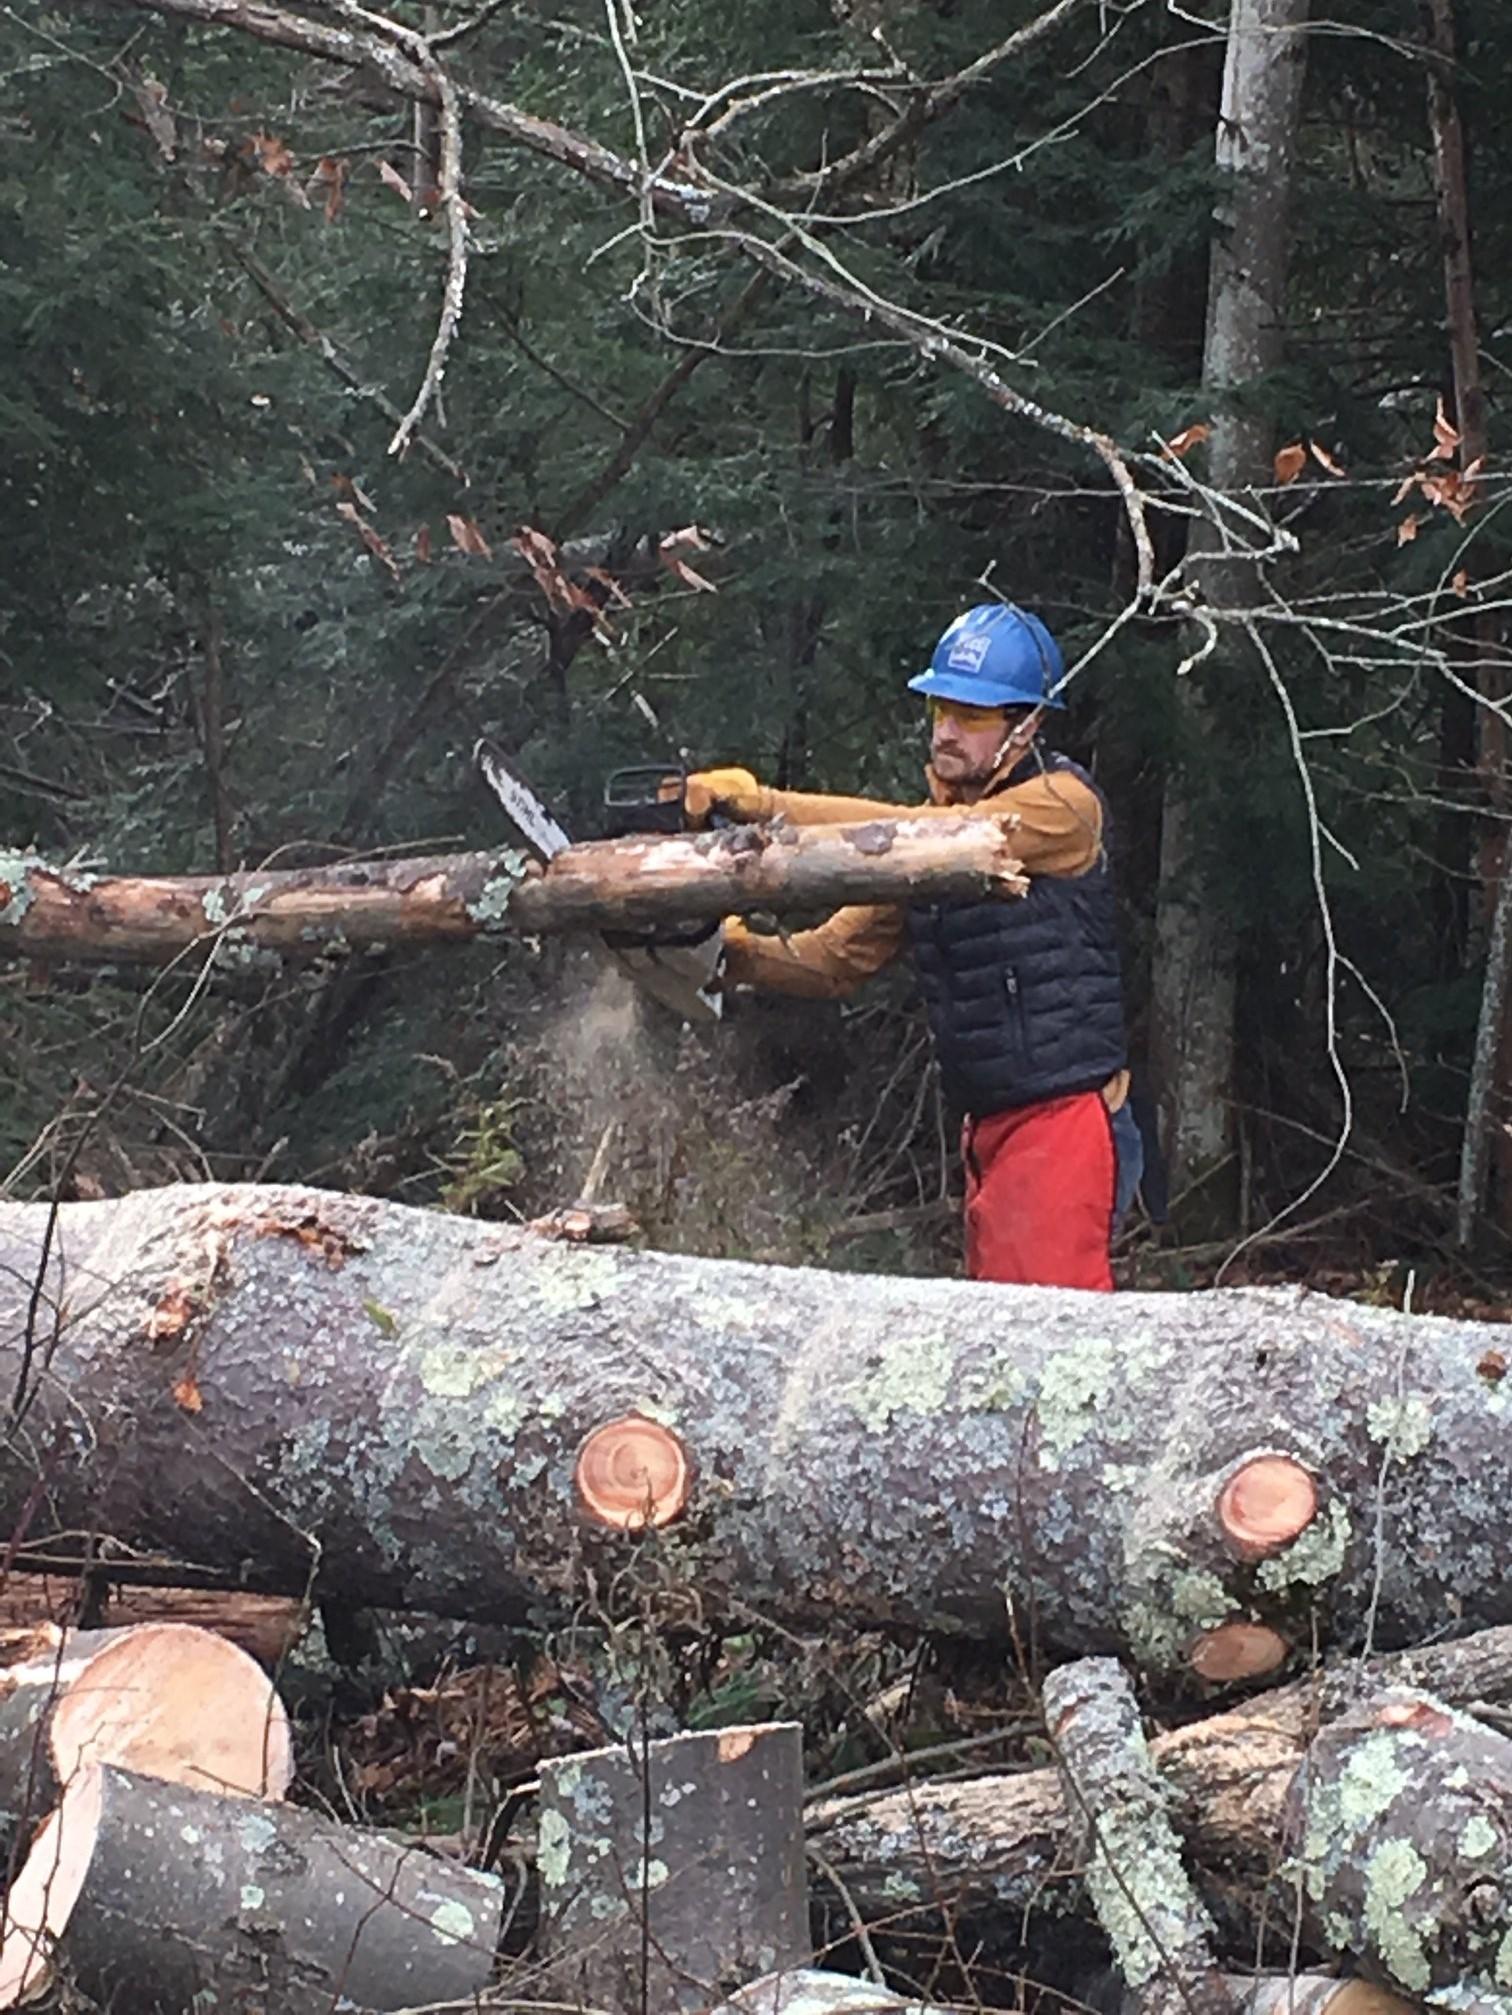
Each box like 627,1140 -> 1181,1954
907,603 -> 1067,710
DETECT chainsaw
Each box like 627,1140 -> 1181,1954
475,741 -> 725,1027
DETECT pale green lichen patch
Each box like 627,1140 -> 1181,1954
1366,1395 -> 1433,1460
1460,1814 -> 1498,1860
634,1858 -> 669,1891
1497,1925 -> 1512,1987
420,1340 -> 516,1399
1338,1731 -> 1410,1830
429,1899 -> 475,1944
1034,1340 -> 1116,1468
850,1330 -> 954,1431
1257,1499 -> 1352,1593
239,1884 -> 266,1913
202,886 -> 230,927
881,1870 -> 923,1903
466,854 -> 530,928
537,1808 -> 572,1887
0,852 -> 43,926
1364,1838 -> 1430,1992
533,1249 -> 618,1315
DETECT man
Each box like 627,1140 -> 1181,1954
685,602 -> 1139,1292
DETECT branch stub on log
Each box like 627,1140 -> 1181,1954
1216,1453 -> 1319,1559
1187,1622 -> 1291,1683
574,1413 -> 692,1530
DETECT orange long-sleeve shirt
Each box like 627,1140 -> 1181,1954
724,754 -> 1104,1000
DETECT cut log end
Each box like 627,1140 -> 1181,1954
574,1414 -> 691,1530
49,1622 -> 294,1801
1188,1621 -> 1291,1683
0,1764 -> 103,2008
1216,1454 -> 1318,1558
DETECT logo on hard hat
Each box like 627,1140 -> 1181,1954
945,628 -> 992,674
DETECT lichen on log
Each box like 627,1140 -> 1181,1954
1043,1657 -> 1231,2015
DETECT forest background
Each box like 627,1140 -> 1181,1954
3,0 -> 1508,1294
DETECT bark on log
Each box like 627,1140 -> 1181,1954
1287,1688 -> 1512,2002
813,1625 -> 1512,1944
4,1182 -> 1512,1680
0,819 -> 1025,970
0,1585 -> 307,1668
537,1722 -> 808,2013
713,1977 -> 1414,2015
0,1763 -> 504,2013
1043,1658 -> 1231,2015
0,1623 -> 292,1846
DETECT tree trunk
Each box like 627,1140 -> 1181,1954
0,1622 -> 292,1852
4,1183 -> 1512,1682
1044,1658 -> 1231,2015
1424,0 -> 1510,1248
812,1624 -> 1512,1949
1150,0 -> 1311,1217
0,1763 -> 504,2013
0,818 -> 1025,970
537,1723 -> 808,2013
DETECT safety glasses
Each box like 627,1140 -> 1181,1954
927,697 -> 1008,728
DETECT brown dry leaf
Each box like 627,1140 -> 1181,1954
1462,454 -> 1486,486
1397,513 -> 1422,546
1392,471 -> 1422,506
172,1374 -> 204,1415
1452,569 -> 1471,598
1161,422 -> 1211,461
145,1286 -> 195,1343
415,524 -> 433,565
127,74 -> 177,161
313,155 -> 347,224
1273,442 -> 1307,487
331,471 -> 376,513
1431,394 -> 1462,462
247,131 -> 296,178
511,525 -> 597,617
377,158 -> 414,204
446,513 -> 493,560
1478,1348 -> 1508,1382
581,564 -> 633,610
659,525 -> 719,593
1309,440 -> 1347,478
336,500 -> 402,585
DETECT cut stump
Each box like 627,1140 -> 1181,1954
537,1721 -> 808,2013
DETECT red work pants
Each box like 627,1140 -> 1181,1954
963,1091 -> 1116,1292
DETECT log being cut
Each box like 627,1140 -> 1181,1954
2,1182 -> 1511,1685
0,817 -> 1025,969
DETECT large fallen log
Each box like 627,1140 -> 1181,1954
2,1182 -> 1511,1685
0,817 -> 1024,969
812,1625 -> 1512,1945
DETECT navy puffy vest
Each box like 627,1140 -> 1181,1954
906,753 -> 1126,1116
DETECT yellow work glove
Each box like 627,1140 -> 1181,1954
684,767 -> 771,826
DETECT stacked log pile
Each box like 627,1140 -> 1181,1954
2,1181 -> 1512,2010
